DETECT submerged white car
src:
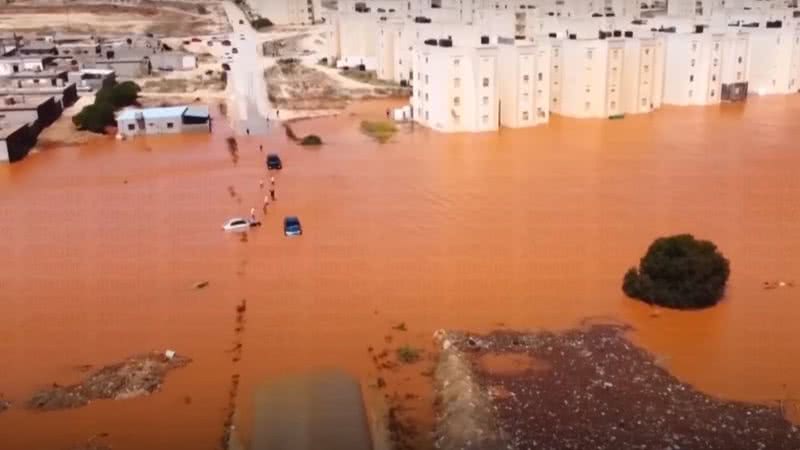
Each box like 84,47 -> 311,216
222,218 -> 251,232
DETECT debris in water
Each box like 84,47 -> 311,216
164,350 -> 176,361
433,326 -> 800,449
0,397 -> 9,413
392,322 -> 407,332
27,352 -> 191,411
193,281 -> 209,289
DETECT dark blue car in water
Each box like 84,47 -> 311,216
284,216 -> 302,236
266,153 -> 282,170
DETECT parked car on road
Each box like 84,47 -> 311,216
284,216 -> 302,236
222,40 -> 231,46
232,48 -> 238,54
266,154 -> 282,170
221,63 -> 231,71
222,218 -> 251,232
239,19 -> 244,24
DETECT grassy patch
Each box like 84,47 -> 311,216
396,345 -> 422,364
360,120 -> 397,143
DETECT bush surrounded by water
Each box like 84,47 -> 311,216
622,234 -> 730,309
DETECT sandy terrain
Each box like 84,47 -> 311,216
0,2 -> 228,36
258,26 -> 410,119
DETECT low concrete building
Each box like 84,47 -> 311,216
0,95 -> 63,128
67,69 -> 116,90
18,41 -> 58,57
0,83 -> 79,109
0,123 -> 35,163
86,57 -> 151,78
116,105 -> 211,137
0,70 -> 69,88
150,52 -> 198,71
0,56 -> 46,75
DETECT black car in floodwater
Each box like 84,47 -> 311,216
283,216 -> 302,237
266,153 -> 282,170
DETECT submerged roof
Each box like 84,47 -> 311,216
116,106 -> 187,121
184,105 -> 209,118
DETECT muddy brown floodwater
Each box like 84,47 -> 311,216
0,96 -> 799,449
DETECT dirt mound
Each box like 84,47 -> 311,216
436,326 -> 800,450
28,351 -> 191,411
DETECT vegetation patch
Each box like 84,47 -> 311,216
623,234 -> 730,309
360,120 -> 397,143
300,134 -> 322,146
396,345 -> 422,364
73,80 -> 141,133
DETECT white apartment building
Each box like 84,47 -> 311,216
719,31 -> 750,100
621,35 -> 665,113
250,0 -> 322,25
746,25 -> 800,95
411,40 -> 500,132
662,31 -> 725,106
553,37 -> 626,118
497,37 -> 552,127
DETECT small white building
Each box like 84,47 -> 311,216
116,105 -> 211,137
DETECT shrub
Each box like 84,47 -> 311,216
300,134 -> 322,146
72,102 -> 116,133
95,80 -> 141,108
251,17 -> 274,29
396,345 -> 422,364
622,234 -> 730,309
360,120 -> 397,143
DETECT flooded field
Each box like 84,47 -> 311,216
1,96 -> 799,449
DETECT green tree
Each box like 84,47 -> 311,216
622,234 -> 730,309
72,102 -> 116,133
109,81 -> 141,108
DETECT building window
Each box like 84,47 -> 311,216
453,96 -> 460,106
586,49 -> 593,59
692,43 -> 697,51
454,77 -> 461,87
454,58 -> 460,66
610,101 -> 616,109
425,111 -> 429,120
523,74 -> 530,83
737,71 -> 742,81
714,43 -> 720,51
167,122 -> 174,128
690,59 -> 695,67
425,75 -> 429,84
713,58 -> 718,67
641,98 -> 647,106
522,111 -> 529,120
482,77 -> 490,87
643,65 -> 649,72
584,102 -> 590,110
128,124 -> 135,130
688,90 -> 693,98
537,72 -> 543,81
425,93 -> 429,101
689,75 -> 694,82
712,75 -> 716,82
482,96 -> 489,105
710,89 -> 715,97
482,114 -> 489,124
645,48 -> 650,55
738,56 -> 743,64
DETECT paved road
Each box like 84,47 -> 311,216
222,1 -> 272,135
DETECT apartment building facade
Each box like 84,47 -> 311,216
411,41 -> 500,132
621,36 -> 665,114
497,38 -> 551,127
555,37 -> 626,118
746,25 -> 800,95
662,31 -> 725,106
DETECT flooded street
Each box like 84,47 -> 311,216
1,96 -> 799,449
